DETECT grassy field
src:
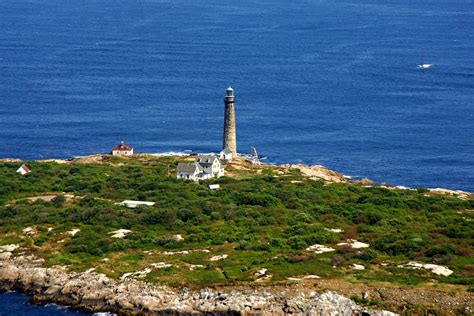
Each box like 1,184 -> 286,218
0,155 -> 473,291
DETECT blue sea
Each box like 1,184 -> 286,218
0,0 -> 473,194
0,292 -> 92,315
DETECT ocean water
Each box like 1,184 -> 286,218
0,292 -> 92,315
0,0 -> 473,191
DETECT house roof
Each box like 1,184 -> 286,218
177,163 -> 198,173
113,141 -> 133,151
221,148 -> 233,155
197,164 -> 206,172
196,155 -> 219,164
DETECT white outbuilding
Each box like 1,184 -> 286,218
16,164 -> 31,176
208,184 -> 220,190
116,200 -> 155,208
220,148 -> 233,161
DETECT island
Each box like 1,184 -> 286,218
0,154 -> 473,315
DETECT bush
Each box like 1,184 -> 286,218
235,193 -> 280,207
287,254 -> 311,263
287,236 -> 308,250
65,229 -> 110,256
236,240 -> 250,250
270,238 -> 287,249
425,245 -> 455,258
355,249 -> 378,262
294,212 -> 313,223
52,195 -> 66,208
34,235 -> 48,246
144,209 -> 177,227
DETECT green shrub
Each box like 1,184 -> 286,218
144,209 -> 177,227
235,193 -> 280,207
52,195 -> 66,207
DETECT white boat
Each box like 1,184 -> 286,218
417,63 -> 433,69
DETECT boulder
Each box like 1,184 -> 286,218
0,264 -> 20,287
0,252 -> 12,260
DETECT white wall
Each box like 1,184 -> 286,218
113,149 -> 134,156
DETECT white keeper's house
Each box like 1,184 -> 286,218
112,141 -> 134,156
176,155 -> 224,181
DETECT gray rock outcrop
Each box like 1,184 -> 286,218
0,256 -> 397,315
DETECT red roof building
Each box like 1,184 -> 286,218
112,141 -> 134,156
16,164 -> 31,176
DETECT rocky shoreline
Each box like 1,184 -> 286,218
0,256 -> 397,315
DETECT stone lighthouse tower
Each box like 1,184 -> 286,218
223,86 -> 237,158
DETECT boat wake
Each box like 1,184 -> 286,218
149,150 -> 193,157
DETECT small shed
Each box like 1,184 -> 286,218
220,148 -> 233,161
116,200 -> 155,208
208,184 -> 220,190
16,164 -> 31,176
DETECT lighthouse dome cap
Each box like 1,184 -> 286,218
226,86 -> 234,96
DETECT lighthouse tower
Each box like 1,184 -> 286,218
223,86 -> 237,158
